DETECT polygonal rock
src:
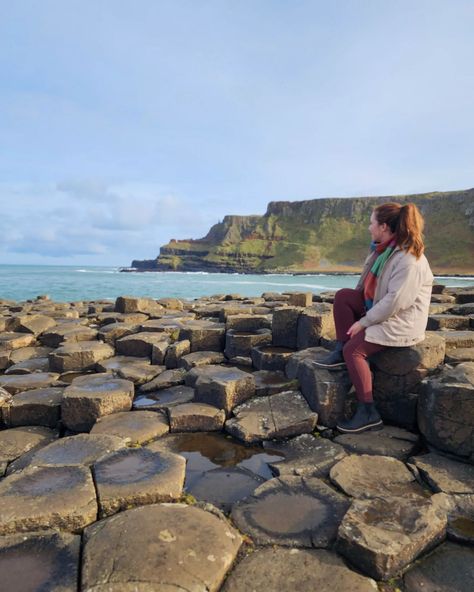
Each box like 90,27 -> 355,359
427,314 -> 470,330
445,347 -> 474,364
151,339 -> 170,364
169,403 -> 225,432
0,332 -> 36,350
251,345 -> 295,372
437,330 -> 474,350
0,530 -> 81,592
297,358 -> 353,427
139,367 -> 186,392
337,495 -> 446,580
370,333 -> 446,429
0,425 -> 58,465
164,339 -> 190,368
115,295 -> 163,315
8,387 -> 64,427
272,307 -> 302,348
288,292 -> 313,307
0,372 -> 60,395
133,385 -> 195,411
330,454 -> 427,499
39,324 -> 98,347
225,328 -> 272,359
62,374 -> 134,432
403,541 -> 474,592
296,304 -> 335,349
96,321 -> 136,344
189,365 -> 255,414
222,547 -> 377,592
96,355 -> 164,384
179,350 -> 225,370
264,433 -> 346,477
11,314 -> 57,335
225,313 -> 272,332
334,425 -> 420,460
418,362 -> 474,461
93,448 -> 185,517
254,370 -> 299,396
82,504 -> 242,591
370,332 -> 446,375
285,346 -> 327,379
179,319 -> 226,352
115,331 -> 169,358
231,475 -> 349,547
9,345 -> 53,364
410,452 -> 474,494
91,410 -> 169,443
187,466 -> 264,512
22,433 -> 126,468
5,356 -> 49,374
48,340 -> 114,372
226,390 -> 317,443
0,465 -> 97,534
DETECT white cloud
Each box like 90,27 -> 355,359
0,180 -> 218,264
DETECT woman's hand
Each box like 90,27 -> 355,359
347,321 -> 364,339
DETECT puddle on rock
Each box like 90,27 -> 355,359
247,492 -> 329,534
0,550 -> 55,592
159,432 -> 284,509
449,516 -> 474,542
95,449 -> 167,484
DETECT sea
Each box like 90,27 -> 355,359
1,265 -> 474,303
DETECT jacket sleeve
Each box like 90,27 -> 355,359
359,259 -> 422,328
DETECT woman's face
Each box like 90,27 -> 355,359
369,211 -> 388,242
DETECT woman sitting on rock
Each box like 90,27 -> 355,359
315,202 -> 433,434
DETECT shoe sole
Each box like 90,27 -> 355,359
313,361 -> 346,369
336,420 -> 383,434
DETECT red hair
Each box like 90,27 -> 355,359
374,202 -> 425,258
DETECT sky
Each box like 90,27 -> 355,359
0,0 -> 473,266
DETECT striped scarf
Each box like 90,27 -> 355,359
363,238 -> 396,310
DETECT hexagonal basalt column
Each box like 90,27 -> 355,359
179,319 -> 226,352
92,447 -> 185,517
225,328 -> 272,359
82,504 -> 242,591
62,374 -> 134,432
49,340 -> 114,372
187,365 -> 255,414
0,465 -> 97,534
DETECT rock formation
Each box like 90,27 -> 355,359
130,188 -> 474,274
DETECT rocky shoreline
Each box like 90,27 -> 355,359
0,288 -> 473,590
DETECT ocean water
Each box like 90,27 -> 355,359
0,265 -> 473,303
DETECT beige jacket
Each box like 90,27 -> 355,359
356,247 -> 433,347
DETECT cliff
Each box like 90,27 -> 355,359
131,188 -> 474,274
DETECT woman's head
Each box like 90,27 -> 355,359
371,202 -> 425,258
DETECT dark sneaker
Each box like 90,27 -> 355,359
336,402 -> 383,434
313,347 -> 345,369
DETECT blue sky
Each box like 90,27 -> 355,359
1,0 -> 473,266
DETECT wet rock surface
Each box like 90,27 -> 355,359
231,475 -> 350,547
0,288 -> 473,588
337,495 -> 447,580
330,454 -> 427,499
93,447 -> 185,517
90,409 -> 169,442
0,465 -> 97,534
225,390 -> 317,443
222,547 -> 377,592
334,425 -> 420,460
0,530 -> 81,592
82,504 -> 242,591
403,541 -> 474,592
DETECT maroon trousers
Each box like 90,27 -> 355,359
333,288 -> 386,403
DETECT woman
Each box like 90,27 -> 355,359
315,202 -> 433,434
